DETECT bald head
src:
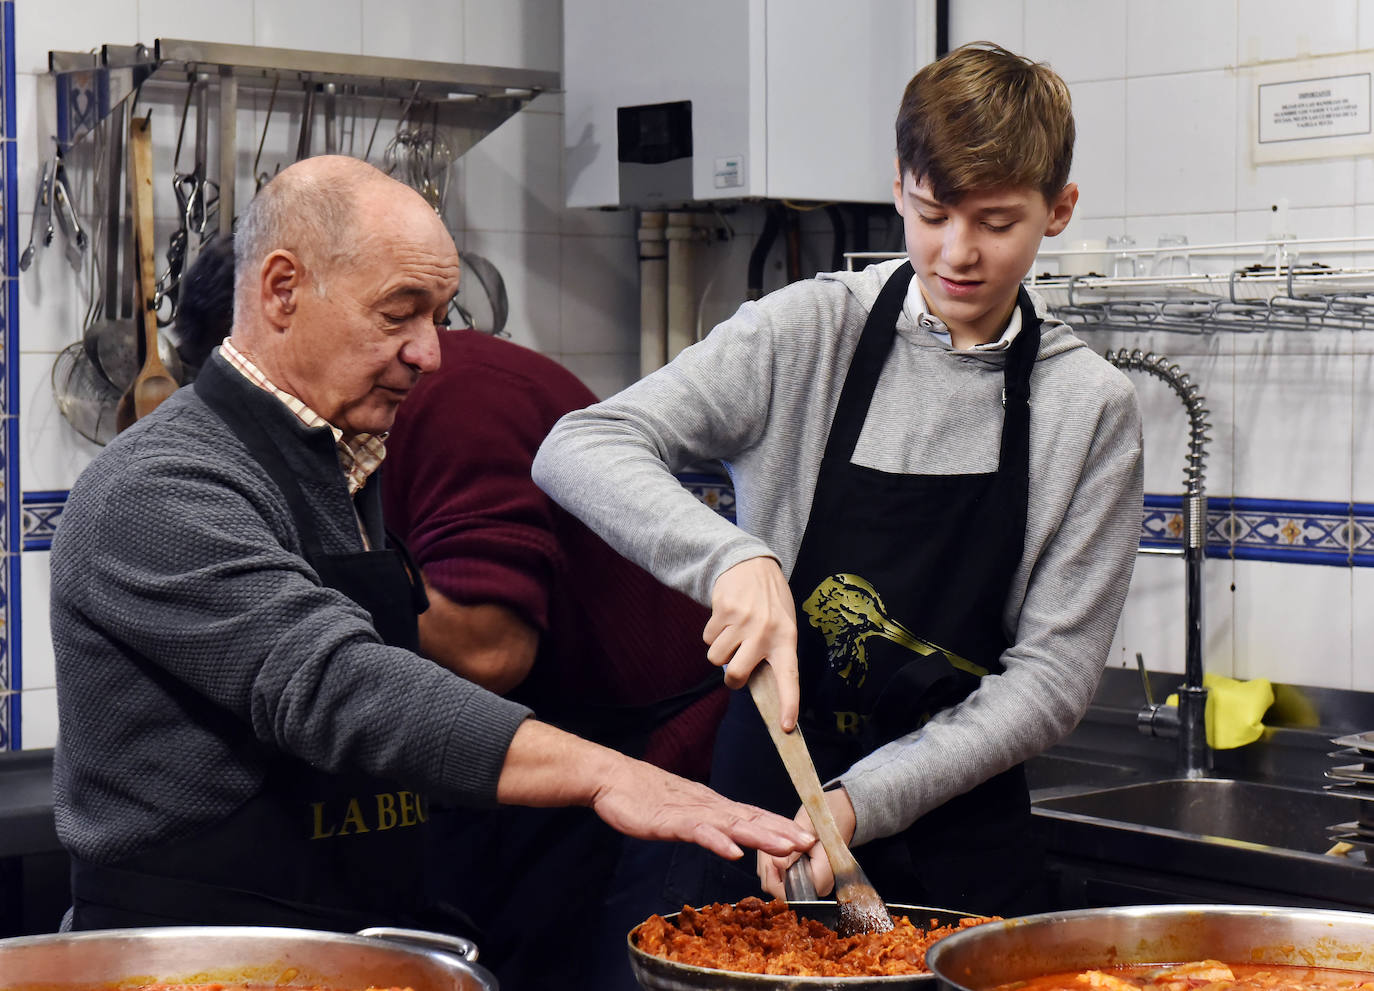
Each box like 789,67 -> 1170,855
225,154 -> 459,437
232,156 -> 439,328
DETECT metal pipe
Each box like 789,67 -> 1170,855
1105,348 -> 1213,777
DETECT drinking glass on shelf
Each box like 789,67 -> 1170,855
1108,235 -> 1137,277
1153,234 -> 1191,277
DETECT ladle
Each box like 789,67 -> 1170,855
116,116 -> 179,432
746,662 -> 893,936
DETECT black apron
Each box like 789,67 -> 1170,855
70,360 -> 453,933
685,262 -> 1047,917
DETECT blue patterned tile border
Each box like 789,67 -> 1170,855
679,470 -> 737,523
22,490 -> 67,551
1144,494 -> 1374,567
23,486 -> 1374,568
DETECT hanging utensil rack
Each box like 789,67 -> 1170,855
46,38 -> 560,235
847,236 -> 1374,335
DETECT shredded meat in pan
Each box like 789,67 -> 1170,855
634,896 -> 997,977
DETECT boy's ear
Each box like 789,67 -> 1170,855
1044,182 -> 1079,237
892,158 -> 905,215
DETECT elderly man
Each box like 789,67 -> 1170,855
50,155 -> 811,933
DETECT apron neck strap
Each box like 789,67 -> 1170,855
824,261 -> 915,464
194,359 -> 329,561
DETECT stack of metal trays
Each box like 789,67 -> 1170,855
1326,731 -> 1374,851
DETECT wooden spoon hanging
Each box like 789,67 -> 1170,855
115,115 -> 179,433
747,662 -> 894,936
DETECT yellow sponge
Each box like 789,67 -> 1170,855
1165,673 -> 1274,750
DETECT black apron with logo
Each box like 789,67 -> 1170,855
70,361 -> 455,933
682,262 -> 1047,917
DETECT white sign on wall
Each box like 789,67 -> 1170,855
1250,53 -> 1374,164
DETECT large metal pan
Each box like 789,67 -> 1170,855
628,900 -> 978,991
0,925 -> 497,991
925,903 -> 1374,991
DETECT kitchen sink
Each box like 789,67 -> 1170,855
1034,777 -> 1350,854
1024,751 -> 1147,793
1032,776 -> 1374,911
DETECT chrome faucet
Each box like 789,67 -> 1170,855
1106,348 -> 1212,778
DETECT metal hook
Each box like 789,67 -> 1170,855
253,78 -> 280,190
171,78 -> 196,174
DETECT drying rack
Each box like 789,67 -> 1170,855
845,235 -> 1374,334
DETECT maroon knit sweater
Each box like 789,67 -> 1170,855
382,329 -> 726,781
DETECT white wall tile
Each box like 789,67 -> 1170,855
1234,205 -> 1357,273
253,0 -> 363,53
1132,345 -> 1235,499
560,350 -> 640,399
1235,124 -> 1357,214
138,0 -> 254,46
19,552 -> 55,692
18,213 -> 92,355
1238,0 -> 1359,63
1023,0 -> 1126,83
560,203 -> 635,239
462,230 -> 561,355
19,688 -> 59,751
1353,353 -> 1374,504
1068,79 -> 1127,219
1113,551 -> 1235,680
1126,0 -> 1237,77
464,0 -> 562,71
14,72 -> 41,227
1233,558 -> 1352,689
463,110 -> 562,234
1353,567 -> 1374,691
1233,345 -> 1353,501
361,0 -> 464,62
13,0 -> 140,76
947,0 -> 1025,51
1126,71 -> 1237,217
559,235 -> 638,354
1361,0 -> 1374,48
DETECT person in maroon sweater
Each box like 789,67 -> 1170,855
382,327 -> 728,991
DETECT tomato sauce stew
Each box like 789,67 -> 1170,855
117,986 -> 414,991
991,961 -> 1374,991
634,896 -> 997,977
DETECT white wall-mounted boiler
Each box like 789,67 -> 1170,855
563,0 -> 938,209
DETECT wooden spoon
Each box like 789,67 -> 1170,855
747,662 -> 893,936
116,115 -> 179,433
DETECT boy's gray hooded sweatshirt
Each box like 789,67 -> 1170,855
533,258 -> 1143,846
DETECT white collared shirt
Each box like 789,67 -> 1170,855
902,277 -> 1021,352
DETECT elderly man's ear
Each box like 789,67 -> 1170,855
260,249 -> 303,329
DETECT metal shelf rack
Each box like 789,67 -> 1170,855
846,236 -> 1374,334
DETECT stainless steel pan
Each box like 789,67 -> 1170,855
925,903 -> 1374,991
0,925 -> 496,991
628,900 -> 977,991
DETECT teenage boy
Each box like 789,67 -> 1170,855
532,42 -> 1143,916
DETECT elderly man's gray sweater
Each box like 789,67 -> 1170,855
51,353 -> 531,864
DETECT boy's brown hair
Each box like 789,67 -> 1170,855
895,42 -> 1074,204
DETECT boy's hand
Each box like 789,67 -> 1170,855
705,557 -> 800,729
757,788 -> 858,898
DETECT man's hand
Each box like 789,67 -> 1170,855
497,719 -> 815,861
705,557 -> 800,729
757,786 -> 857,898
